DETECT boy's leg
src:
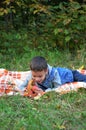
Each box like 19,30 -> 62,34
72,70 -> 86,82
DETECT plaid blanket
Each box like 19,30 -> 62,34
0,68 -> 86,98
0,69 -> 45,97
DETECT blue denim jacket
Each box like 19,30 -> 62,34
57,67 -> 73,84
37,65 -> 73,90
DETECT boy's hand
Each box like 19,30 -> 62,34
32,86 -> 44,94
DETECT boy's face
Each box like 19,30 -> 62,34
31,69 -> 48,84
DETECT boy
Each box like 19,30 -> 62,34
20,56 -> 86,91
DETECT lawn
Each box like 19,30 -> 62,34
0,49 -> 86,130
0,89 -> 86,130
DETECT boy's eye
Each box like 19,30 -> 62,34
39,76 -> 42,78
33,76 -> 36,78
33,76 -> 42,78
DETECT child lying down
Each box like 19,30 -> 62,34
0,72 -> 86,99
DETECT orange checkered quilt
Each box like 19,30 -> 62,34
0,68 -> 86,98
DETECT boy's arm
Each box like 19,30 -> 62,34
45,70 -> 61,92
53,70 -> 62,88
19,73 -> 32,91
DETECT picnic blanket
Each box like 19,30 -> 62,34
0,68 -> 86,98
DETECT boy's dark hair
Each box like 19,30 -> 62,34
30,56 -> 48,71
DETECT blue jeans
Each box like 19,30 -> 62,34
72,70 -> 86,82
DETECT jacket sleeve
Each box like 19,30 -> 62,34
52,69 -> 62,88
18,72 -> 32,90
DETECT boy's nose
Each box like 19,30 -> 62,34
34,77 -> 40,82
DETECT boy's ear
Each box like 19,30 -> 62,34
45,68 -> 48,74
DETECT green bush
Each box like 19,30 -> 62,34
0,1 -> 86,51
46,2 -> 86,50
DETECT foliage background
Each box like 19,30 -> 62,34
0,0 -> 86,55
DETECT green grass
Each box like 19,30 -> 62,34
0,48 -> 86,70
0,89 -> 86,130
0,49 -> 86,130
